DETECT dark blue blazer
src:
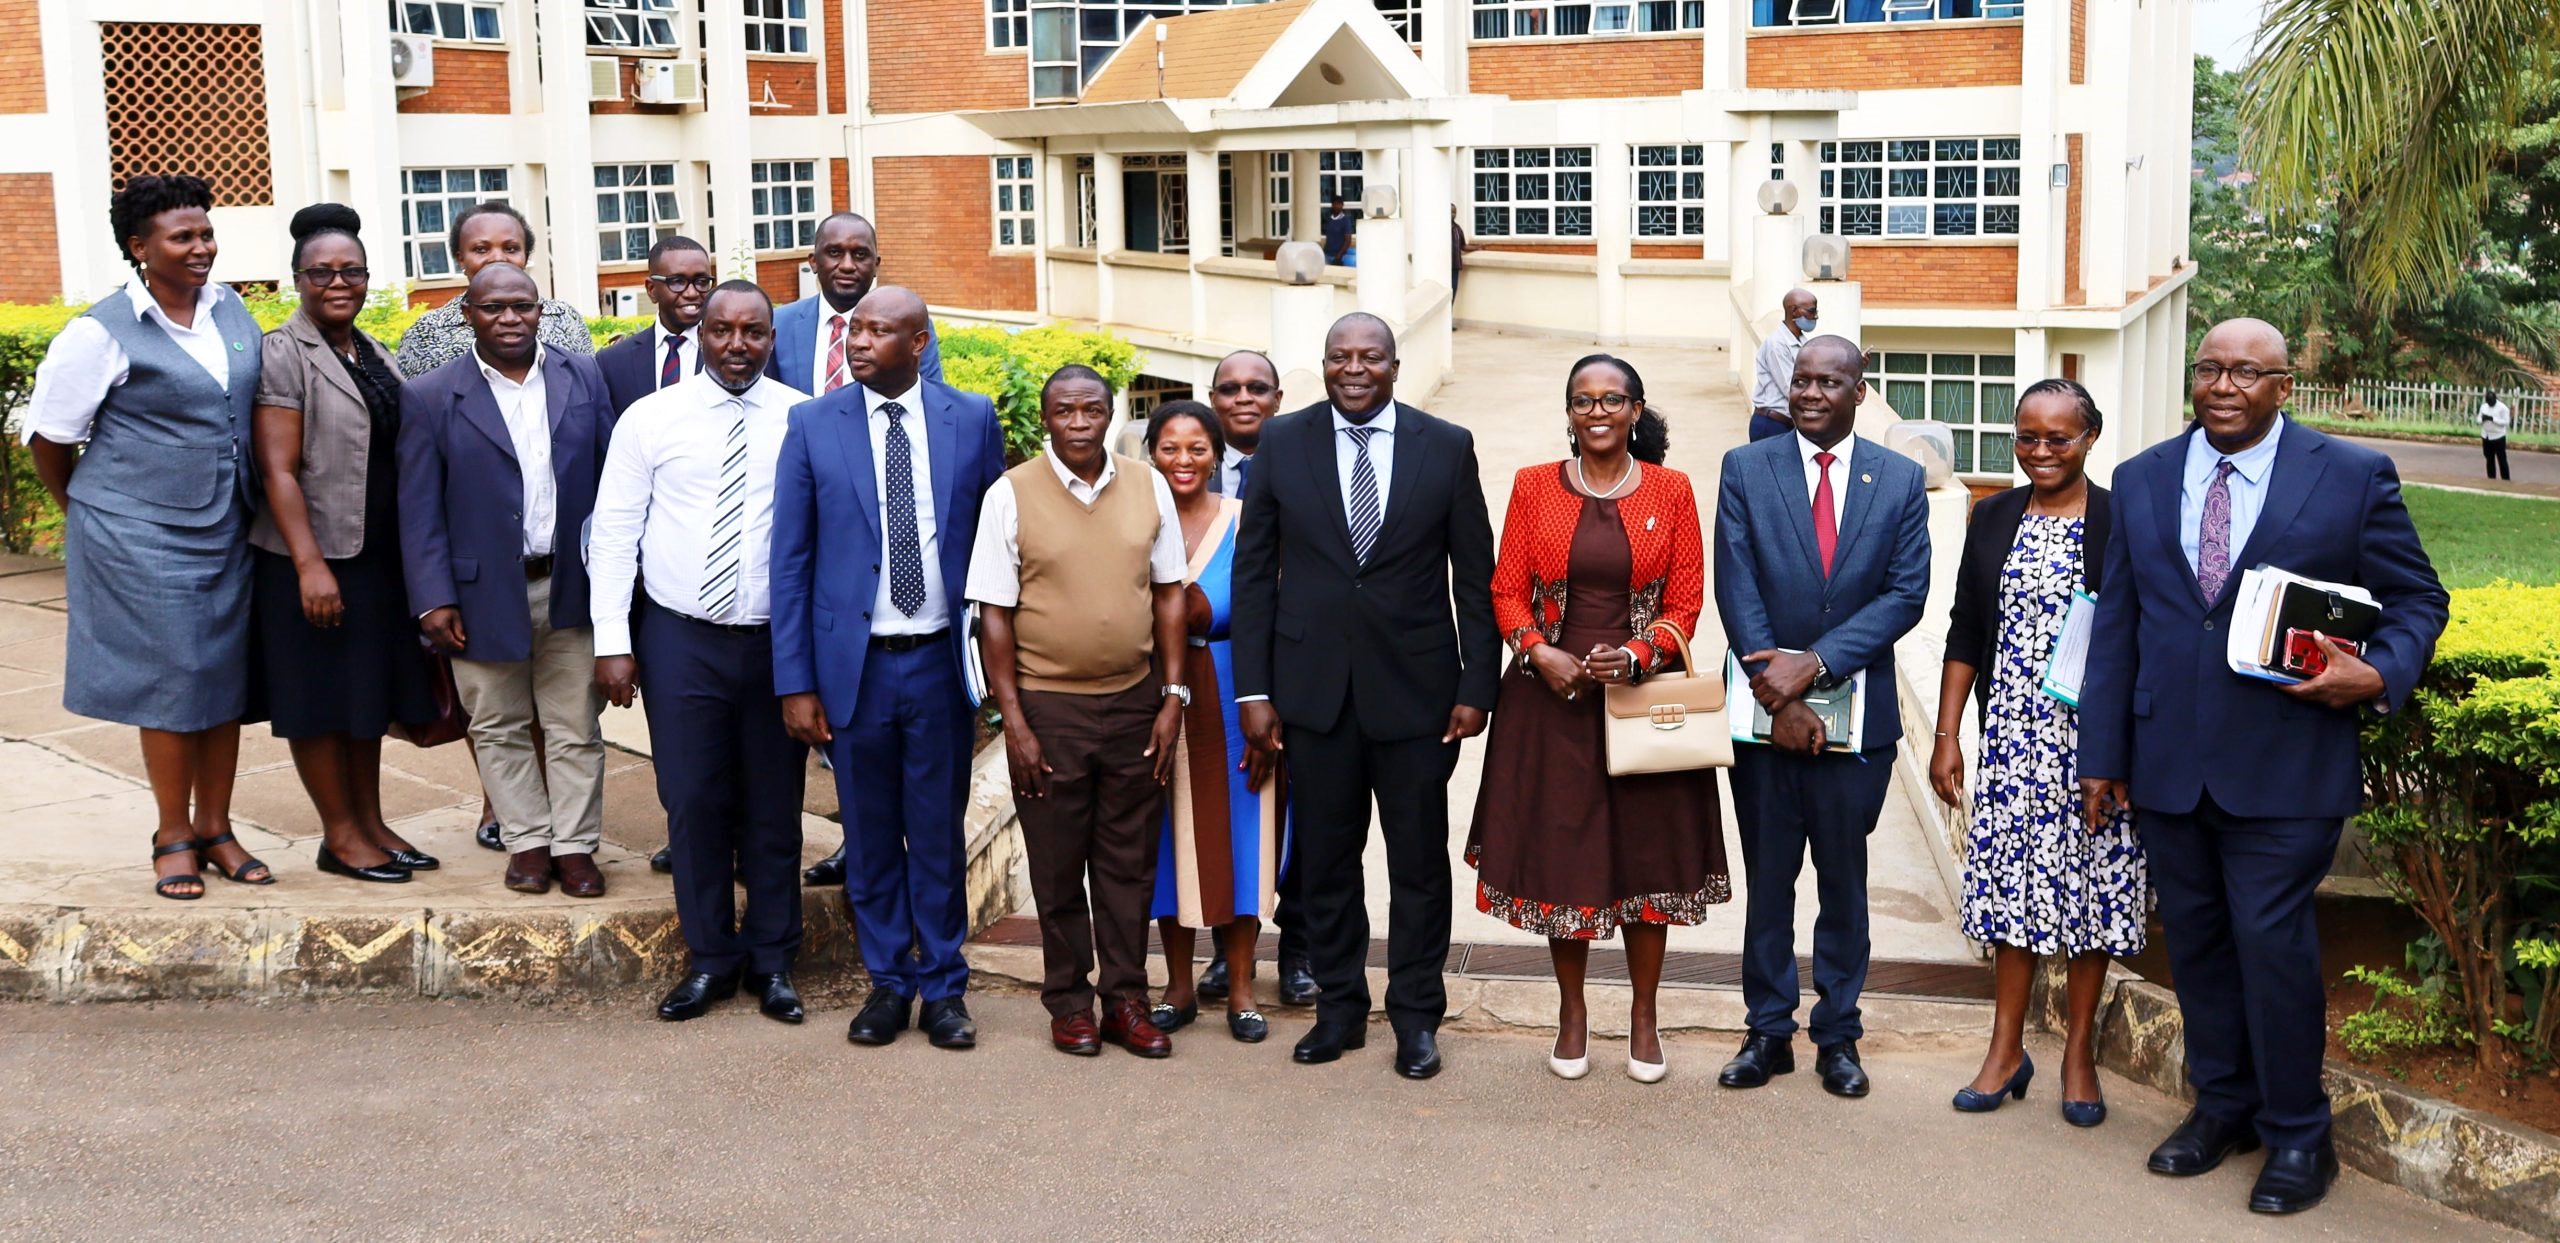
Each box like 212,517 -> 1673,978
2078,418 -> 2448,820
595,322 -> 674,416
769,377 -> 1004,728
768,294 -> 943,394
396,348 -> 617,663
1713,432 -> 1932,749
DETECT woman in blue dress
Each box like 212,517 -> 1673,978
1140,401 -> 1287,1044
25,175 -> 269,899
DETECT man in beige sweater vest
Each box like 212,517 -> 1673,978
969,364 -> 1191,1058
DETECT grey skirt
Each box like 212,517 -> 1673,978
62,496 -> 251,732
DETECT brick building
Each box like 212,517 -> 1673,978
3,0 -> 2193,482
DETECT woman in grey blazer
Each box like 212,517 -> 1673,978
24,176 -> 267,899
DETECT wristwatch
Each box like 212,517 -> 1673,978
1163,683 -> 1192,708
1809,651 -> 1834,689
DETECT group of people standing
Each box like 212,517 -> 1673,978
30,175 -> 2447,1220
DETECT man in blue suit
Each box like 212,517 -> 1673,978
2079,318 -> 2447,1215
596,235 -> 714,420
1712,335 -> 1930,1100
398,264 -> 618,898
769,213 -> 942,400
772,285 -> 1004,1051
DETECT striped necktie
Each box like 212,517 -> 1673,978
700,395 -> 749,617
1344,426 -> 1382,563
823,314 -> 848,394
659,332 -> 683,389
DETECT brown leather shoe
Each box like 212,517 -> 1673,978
1102,998 -> 1173,1059
553,852 -> 607,898
503,847 -> 553,894
1051,1011 -> 1101,1057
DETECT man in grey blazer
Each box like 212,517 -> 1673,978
1711,335 -> 1931,1098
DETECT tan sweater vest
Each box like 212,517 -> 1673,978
1009,454 -> 1160,694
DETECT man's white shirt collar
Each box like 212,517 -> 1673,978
1330,403 -> 1397,434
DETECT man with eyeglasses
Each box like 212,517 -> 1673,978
2078,318 -> 2448,1215
398,263 -> 619,898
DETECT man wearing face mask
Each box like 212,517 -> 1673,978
590,281 -> 812,1024
1749,289 -> 1819,443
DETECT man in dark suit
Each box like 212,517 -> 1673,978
773,286 -> 1006,1051
398,263 -> 617,897
1711,335 -> 1930,1100
1233,313 -> 1501,1080
2079,318 -> 2448,1215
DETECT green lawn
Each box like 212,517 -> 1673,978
2405,485 -> 2560,589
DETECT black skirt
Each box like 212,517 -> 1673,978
250,542 -> 438,740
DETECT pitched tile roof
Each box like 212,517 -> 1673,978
1079,0 -> 1312,105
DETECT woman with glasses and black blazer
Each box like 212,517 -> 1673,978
1928,378 -> 2145,1127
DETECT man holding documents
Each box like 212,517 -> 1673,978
2078,318 -> 2447,1216
1711,336 -> 1931,1099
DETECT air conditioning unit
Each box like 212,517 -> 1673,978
797,261 -> 817,299
634,60 -> 702,106
389,34 -> 435,88
605,286 -> 648,317
587,55 -> 622,103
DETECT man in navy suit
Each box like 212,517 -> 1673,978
1712,335 -> 1930,1100
398,264 -> 618,898
2079,319 -> 2447,1215
597,235 -> 715,418
772,285 -> 1004,1051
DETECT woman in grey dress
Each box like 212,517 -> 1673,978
25,176 -> 269,899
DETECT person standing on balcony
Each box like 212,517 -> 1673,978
2079,318 -> 2448,1216
1321,195 -> 1356,266
2479,388 -> 2512,481
1748,289 -> 1818,443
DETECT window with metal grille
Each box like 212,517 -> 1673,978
400,166 -> 510,280
596,163 -> 683,263
751,161 -> 817,252
1265,153 -> 1294,238
1472,146 -> 1594,240
744,0 -> 810,53
1755,0 -> 2024,28
391,1 -> 504,41
990,0 -> 1030,48
1633,144 -> 1707,239
1317,150 -> 1364,204
1072,155 -> 1098,247
1471,0 -> 1706,39
101,23 -> 274,208
587,0 -> 678,49
1872,351 -> 2018,474
994,156 -> 1039,249
1372,0 -> 1422,41
1820,137 -> 2023,238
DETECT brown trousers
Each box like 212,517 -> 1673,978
1015,682 -> 1166,1018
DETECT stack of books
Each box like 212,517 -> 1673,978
2225,566 -> 2380,685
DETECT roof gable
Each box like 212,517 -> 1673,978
1078,0 -> 1433,107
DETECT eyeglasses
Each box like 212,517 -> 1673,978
1568,393 -> 1636,415
466,300 -> 543,320
648,275 -> 716,292
2190,362 -> 2292,390
2012,431 -> 2090,452
295,266 -> 368,287
1213,381 -> 1275,398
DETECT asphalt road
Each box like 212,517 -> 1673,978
2339,434 -> 2560,499
0,991 -> 2513,1241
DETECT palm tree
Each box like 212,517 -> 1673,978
2242,1 -> 2560,315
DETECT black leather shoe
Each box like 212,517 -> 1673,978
1394,1029 -> 1442,1080
1148,999 -> 1198,1033
2147,1108 -> 2263,1177
2249,1141 -> 2339,1214
1279,957 -> 1320,1007
1227,1009 -> 1269,1043
1717,1033 -> 1795,1088
1291,1018 -> 1367,1064
803,844 -> 846,888
920,997 -> 977,1050
386,847 -> 439,871
845,987 -> 913,1046
1196,957 -> 1231,1000
657,971 -> 739,1021
650,847 -> 673,875
474,820 -> 504,852
746,972 -> 803,1024
315,845 -> 411,884
1815,1041 -> 1870,1098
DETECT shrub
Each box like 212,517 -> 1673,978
2338,964 -> 2470,1061
936,321 -> 1142,461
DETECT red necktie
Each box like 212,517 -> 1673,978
1812,451 -> 1837,577
823,315 -> 848,394
659,332 -> 683,389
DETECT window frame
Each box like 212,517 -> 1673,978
1632,143 -> 1708,241
993,155 -> 1040,251
989,0 -> 1031,51
743,0 -> 813,55
593,161 -> 686,265
398,166 -> 512,283
1470,145 -> 1597,242
749,159 -> 820,255
585,0 -> 680,51
1871,350 -> 2019,475
391,1 -> 506,43
1265,153 -> 1293,239
1471,0 -> 1708,41
1819,136 -> 2024,240
1753,0 -> 2025,28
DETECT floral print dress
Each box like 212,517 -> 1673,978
1960,515 -> 2148,957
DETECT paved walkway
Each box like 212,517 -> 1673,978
2339,433 -> 2560,499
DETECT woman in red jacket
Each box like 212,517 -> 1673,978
1467,354 -> 1728,1085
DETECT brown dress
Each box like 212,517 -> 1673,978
1466,489 -> 1729,939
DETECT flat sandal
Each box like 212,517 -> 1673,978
196,830 -> 274,885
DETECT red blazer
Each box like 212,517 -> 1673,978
1491,460 -> 1706,675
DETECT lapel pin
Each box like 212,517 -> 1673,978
231,341 -> 245,351
1860,473 -> 1872,484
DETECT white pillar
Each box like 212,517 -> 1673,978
1094,152 -> 1124,324
1418,0 -> 1467,95
703,7 -> 755,280
1594,140 -> 1632,343
1289,149 -> 1320,243
1186,147 -> 1221,340
1809,277 -> 1862,352
2081,0 -> 2129,308
336,0 -> 403,293
1407,140 -> 1452,293
1270,282 -> 1331,395
1354,214 -> 1409,328
2015,0 -> 2062,309
537,0 -> 602,313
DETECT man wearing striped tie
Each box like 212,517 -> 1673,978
590,281 -> 814,1024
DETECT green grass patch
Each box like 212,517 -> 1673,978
2405,484 -> 2560,589
2295,414 -> 2560,451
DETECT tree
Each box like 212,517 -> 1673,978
2192,54 -> 2243,176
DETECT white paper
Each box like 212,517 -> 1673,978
2040,590 -> 2098,707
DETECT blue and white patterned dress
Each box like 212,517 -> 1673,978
1960,515 -> 2148,957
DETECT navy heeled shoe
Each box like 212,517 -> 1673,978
1951,1051 -> 2034,1113
2061,1094 -> 2107,1127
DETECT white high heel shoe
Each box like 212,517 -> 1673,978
1549,1019 -> 1590,1080
1627,1019 -> 1667,1084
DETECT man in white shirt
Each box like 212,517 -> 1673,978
1206,349 -> 1277,499
589,281 -> 809,1024
1749,288 -> 1819,443
769,213 -> 944,398
2480,389 -> 2513,481
596,235 -> 713,422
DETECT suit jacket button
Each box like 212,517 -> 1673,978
871,564 -> 879,573
2203,620 -> 2216,632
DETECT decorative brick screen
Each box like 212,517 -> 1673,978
100,22 -> 274,206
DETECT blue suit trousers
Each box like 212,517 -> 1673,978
1730,745 -> 1895,1047
828,641 -> 977,1001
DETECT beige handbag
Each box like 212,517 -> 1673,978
1602,621 -> 1733,776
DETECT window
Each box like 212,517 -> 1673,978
743,0 -> 810,54
1472,0 -> 1707,39
1633,144 -> 1707,239
1129,154 -> 1189,250
1318,150 -> 1364,204
1754,0 -> 2024,28
587,0 -> 678,49
1472,146 -> 1594,240
1373,0 -> 1422,41
994,155 -> 1039,249
1769,141 -> 1786,182
750,160 -> 818,252
595,163 -> 683,263
1872,351 -> 2017,474
392,1 -> 504,41
400,166 -> 510,280
1820,137 -> 2022,238
1265,153 -> 1293,237
991,0 -> 1030,48
1073,155 -> 1097,247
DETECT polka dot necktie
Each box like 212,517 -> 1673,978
881,401 -> 926,617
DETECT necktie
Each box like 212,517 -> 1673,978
1233,452 -> 1252,498
2197,459 -> 2237,600
1811,451 -> 1838,577
660,333 -> 683,389
1345,426 -> 1382,563
701,397 -> 748,617
881,400 -> 926,617
823,315 -> 848,394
